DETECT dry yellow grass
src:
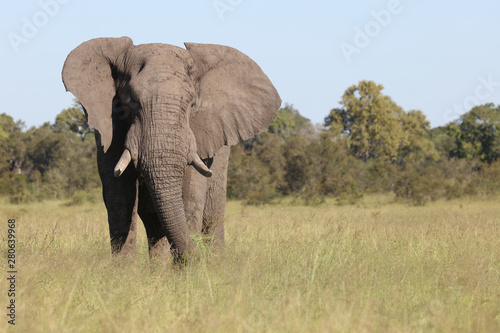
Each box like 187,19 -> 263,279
1,196 -> 499,332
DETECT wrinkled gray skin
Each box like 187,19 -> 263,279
62,37 -> 281,261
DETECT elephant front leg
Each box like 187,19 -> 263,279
100,166 -> 138,255
202,146 -> 230,248
96,134 -> 139,256
182,164 -> 208,236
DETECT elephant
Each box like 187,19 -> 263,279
62,37 -> 281,261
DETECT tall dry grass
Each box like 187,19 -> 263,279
1,196 -> 499,332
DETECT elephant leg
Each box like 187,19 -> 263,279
138,182 -> 170,258
182,165 -> 208,236
98,156 -> 138,255
95,127 -> 139,255
202,146 -> 230,248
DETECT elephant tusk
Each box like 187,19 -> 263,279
191,155 -> 213,178
114,149 -> 132,177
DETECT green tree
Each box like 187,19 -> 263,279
252,132 -> 287,193
228,104 -> 317,204
282,136 -> 310,195
281,133 -> 362,204
325,81 -> 405,162
448,103 -> 500,163
324,81 -> 440,204
428,126 -> 456,157
0,113 -> 25,171
54,101 -> 91,140
325,81 -> 438,162
304,133 -> 363,204
397,110 -> 438,164
24,123 -> 66,177
268,104 -> 315,141
227,144 -> 279,205
0,114 -> 27,197
0,106 -> 100,202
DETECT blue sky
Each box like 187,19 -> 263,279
1,0 -> 499,129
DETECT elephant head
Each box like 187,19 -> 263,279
62,37 -> 281,258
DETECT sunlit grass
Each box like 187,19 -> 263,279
1,197 -> 499,332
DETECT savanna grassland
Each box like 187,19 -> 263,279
1,197 -> 499,332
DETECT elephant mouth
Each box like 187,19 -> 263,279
113,141 -> 212,178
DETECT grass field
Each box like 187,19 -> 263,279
1,196 -> 499,332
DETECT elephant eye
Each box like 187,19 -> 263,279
112,98 -> 129,120
138,61 -> 146,74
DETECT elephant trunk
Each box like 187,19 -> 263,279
138,98 -> 195,260
144,163 -> 194,260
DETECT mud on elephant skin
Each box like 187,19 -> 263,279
62,37 -> 281,261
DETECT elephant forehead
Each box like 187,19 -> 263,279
120,44 -> 194,94
128,43 -> 189,70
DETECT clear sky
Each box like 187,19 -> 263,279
1,0 -> 499,129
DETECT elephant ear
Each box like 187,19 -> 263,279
62,37 -> 134,152
185,43 -> 281,159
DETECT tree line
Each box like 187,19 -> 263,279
2,80 -> 500,205
0,106 -> 99,203
227,81 -> 500,205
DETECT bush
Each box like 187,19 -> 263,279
227,144 -> 282,205
393,160 -> 447,205
473,160 -> 500,196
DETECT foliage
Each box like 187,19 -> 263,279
227,143 -> 282,205
268,103 -> 316,141
393,158 -> 447,205
0,104 -> 99,203
447,103 -> 500,163
282,133 -> 363,204
325,81 -> 438,164
428,126 -> 457,157
325,81 -> 404,162
397,110 -> 438,163
2,84 -> 500,206
0,113 -> 27,198
54,104 -> 91,140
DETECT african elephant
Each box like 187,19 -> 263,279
62,37 -> 281,261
